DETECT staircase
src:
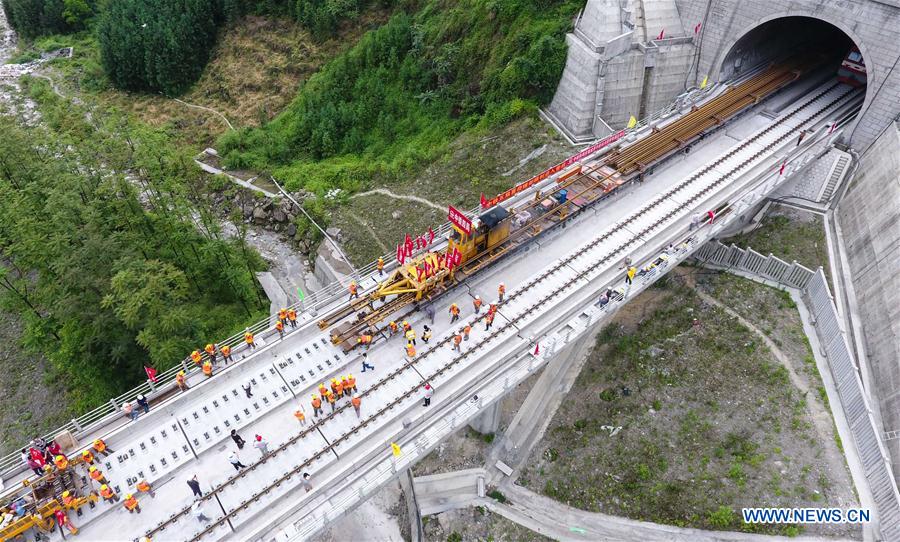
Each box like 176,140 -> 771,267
818,151 -> 851,202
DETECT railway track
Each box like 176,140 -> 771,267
140,82 -> 859,542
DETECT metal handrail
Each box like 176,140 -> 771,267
0,85 -> 718,479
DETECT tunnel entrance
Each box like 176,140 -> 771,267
720,16 -> 866,88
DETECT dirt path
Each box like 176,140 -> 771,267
344,212 -> 390,252
172,97 -> 235,131
351,187 -> 445,212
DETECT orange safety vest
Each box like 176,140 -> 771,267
54,455 -> 68,470
377,258 -> 384,270
463,325 -> 471,336
221,344 -> 231,356
136,480 -> 151,492
326,392 -> 335,404
100,487 -> 114,499
453,335 -> 462,345
406,344 -> 416,357
89,468 -> 104,481
81,450 -> 94,463
347,376 -> 356,389
450,304 -> 459,315
486,312 -> 495,323
498,284 -> 505,295
202,361 -> 213,376
389,322 -> 398,332
311,397 -> 321,409
245,332 -> 254,344
190,350 -> 202,364
351,397 -> 361,409
358,335 -> 372,345
176,373 -> 186,386
124,496 -> 138,510
473,298 -> 482,310
341,377 -> 350,390
275,321 -> 284,331
278,309 -> 287,320
318,384 -> 327,396
294,410 -> 305,422
204,344 -> 215,355
287,310 -> 297,321
62,494 -> 75,507
349,283 -> 357,294
335,382 -> 344,395
489,304 -> 497,314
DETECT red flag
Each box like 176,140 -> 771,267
694,22 -> 701,34
480,193 -> 487,208
533,343 -> 540,356
779,161 -> 787,175
145,366 -> 158,383
828,121 -> 837,134
657,29 -> 665,40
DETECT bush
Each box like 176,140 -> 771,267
707,505 -> 735,529
2,0 -> 95,38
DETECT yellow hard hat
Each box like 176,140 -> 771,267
348,373 -> 353,379
89,466 -> 96,472
178,371 -> 185,376
81,450 -> 90,455
125,493 -> 133,499
403,321 -> 409,326
100,484 -> 108,490
311,394 -> 317,400
331,377 -> 337,383
62,491 -> 70,498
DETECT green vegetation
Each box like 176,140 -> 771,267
725,204 -> 829,272
96,0 -> 220,94
0,79 -> 266,409
2,0 -> 96,38
219,0 -> 582,194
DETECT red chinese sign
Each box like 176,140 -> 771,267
480,129 -> 627,209
447,205 -> 472,235
415,247 -> 463,282
396,228 -> 436,265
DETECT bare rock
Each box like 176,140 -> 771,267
286,224 -> 297,237
326,227 -> 342,241
273,210 -> 287,223
252,206 -> 268,223
392,211 -> 401,219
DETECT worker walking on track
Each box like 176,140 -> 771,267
422,325 -> 432,344
331,377 -> 343,399
485,311 -> 495,331
221,344 -> 233,364
452,332 -> 462,352
287,309 -> 297,328
351,395 -> 361,418
498,283 -> 506,302
449,303 -> 460,323
377,257 -> 384,275
406,341 -> 416,358
176,371 -> 188,391
54,509 -> 78,535
137,479 -> 155,498
275,319 -> 285,339
326,389 -> 336,412
204,344 -> 217,364
92,438 -> 112,457
318,382 -> 328,401
294,408 -> 306,426
245,329 -> 256,349
463,324 -> 472,341
99,484 -> 119,503
89,466 -> 108,485
405,327 -> 416,346
123,493 -> 141,514
349,281 -> 359,300
473,295 -> 482,314
311,395 -> 322,417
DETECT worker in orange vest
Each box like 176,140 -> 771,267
325,390 -> 336,412
348,281 -> 359,300
331,377 -> 343,398
346,374 -> 357,394
294,409 -> 306,426
311,395 -> 322,417
92,438 -> 112,456
275,319 -> 285,339
485,311 -> 495,331
136,480 -> 154,498
318,382 -> 328,401
463,324 -> 472,341
278,308 -> 287,322
287,309 -> 297,328
357,334 -> 373,349
88,466 -> 108,485
498,283 -> 506,302
351,395 -> 362,418
54,509 -> 78,534
99,484 -> 119,503
202,360 -> 213,377
204,343 -> 217,363
244,329 -> 256,349
449,303 -> 460,323
220,344 -> 233,364
406,341 -> 416,358
190,350 -> 202,365
81,449 -> 94,465
377,257 -> 384,275
402,321 -> 411,332
452,333 -> 462,352
175,371 -> 188,392
123,493 -> 141,514
472,295 -> 482,314
489,303 -> 497,315
54,454 -> 68,471
61,490 -> 83,516
340,375 -> 350,394
405,327 -> 416,345
388,321 -> 399,335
